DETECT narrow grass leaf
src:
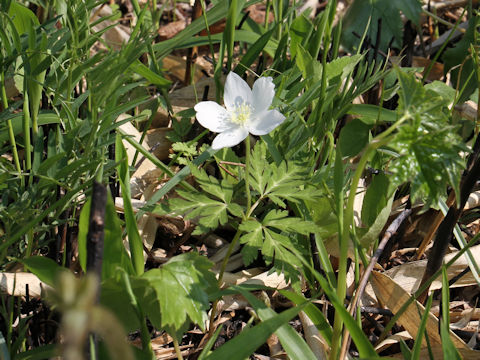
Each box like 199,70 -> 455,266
115,134 -> 144,275
204,304 -> 306,360
237,288 -> 317,360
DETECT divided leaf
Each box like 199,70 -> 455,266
389,70 -> 466,204
249,143 -> 321,207
155,166 -> 243,234
239,210 -> 312,284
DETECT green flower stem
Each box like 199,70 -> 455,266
0,72 -> 21,176
245,134 -> 252,215
208,135 -> 256,336
173,338 -> 184,360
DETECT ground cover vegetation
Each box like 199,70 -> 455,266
1,0 -> 480,359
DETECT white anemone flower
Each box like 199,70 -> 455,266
194,72 -> 286,150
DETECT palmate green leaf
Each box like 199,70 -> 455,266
389,70 -> 466,204
134,253 -> 217,339
239,210 -> 311,283
164,191 -> 228,234
249,142 -> 321,207
155,165 -> 243,234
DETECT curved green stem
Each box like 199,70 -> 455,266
245,135 -> 252,215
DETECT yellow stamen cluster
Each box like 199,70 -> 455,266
230,103 -> 252,125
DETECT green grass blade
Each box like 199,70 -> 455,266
411,294 -> 433,360
234,26 -> 276,76
280,289 -> 333,345
237,288 -> 317,360
115,134 -> 144,276
204,303 -> 306,360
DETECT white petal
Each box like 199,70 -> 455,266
194,101 -> 234,132
211,126 -> 248,149
252,77 -> 275,113
247,109 -> 286,136
224,72 -> 252,111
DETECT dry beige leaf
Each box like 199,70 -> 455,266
374,330 -> 412,353
218,294 -> 249,312
465,190 -> 480,210
299,311 -> 329,360
118,115 -> 147,166
382,244 -> 480,295
0,272 -> 49,298
219,268 -> 289,290
371,271 -> 480,359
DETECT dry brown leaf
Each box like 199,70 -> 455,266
162,55 -> 204,83
158,20 -> 187,40
371,271 -> 480,359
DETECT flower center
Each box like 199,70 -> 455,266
230,103 -> 252,125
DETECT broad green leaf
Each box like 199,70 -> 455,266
338,118 -> 371,157
347,104 -> 398,124
390,70 -> 466,204
394,0 -> 422,26
289,14 -> 313,58
100,278 -> 140,332
342,0 -> 403,53
134,253 -> 217,339
21,256 -> 67,287
443,17 -> 479,102
0,112 -> 61,143
249,143 -> 322,207
361,173 -> 390,227
15,344 -> 57,360
325,54 -> 363,80
424,81 -> 456,103
8,1 -> 39,35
